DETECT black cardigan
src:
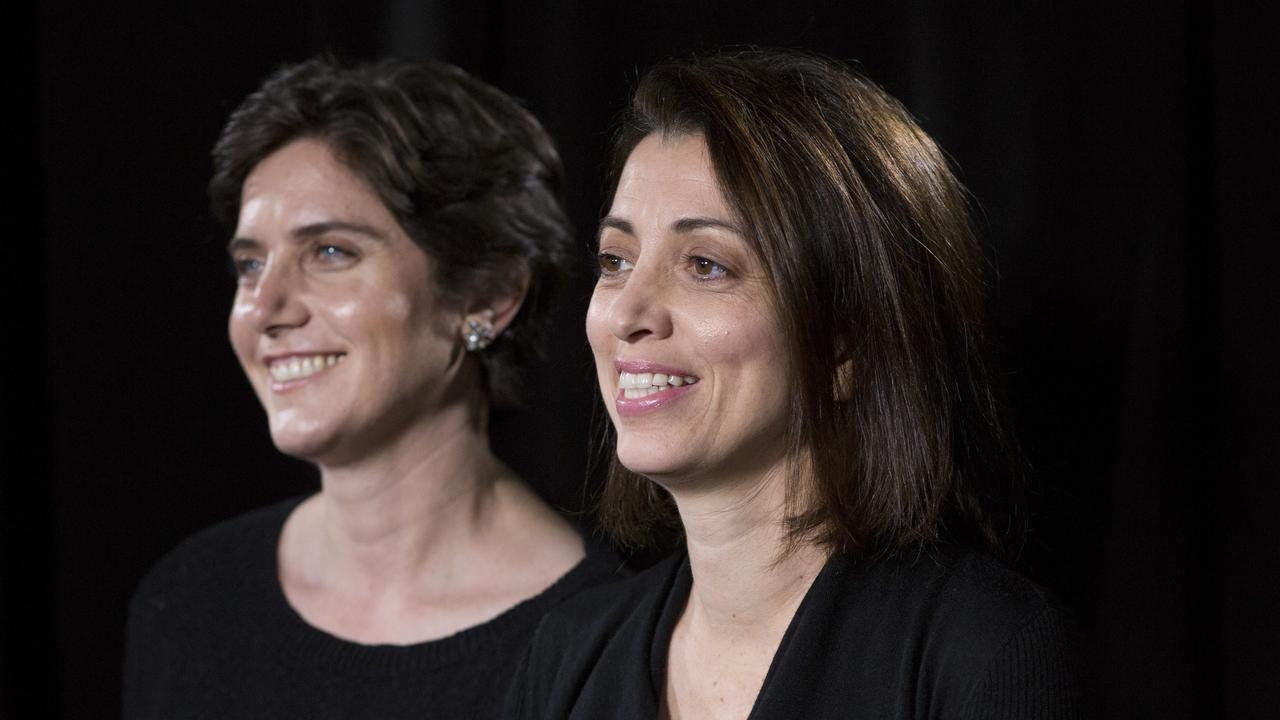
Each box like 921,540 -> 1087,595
124,497 -> 625,720
509,545 -> 1093,719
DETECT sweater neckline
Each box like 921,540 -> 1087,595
250,495 -> 610,676
645,548 -> 854,718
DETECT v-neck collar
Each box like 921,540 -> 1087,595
643,549 -> 855,720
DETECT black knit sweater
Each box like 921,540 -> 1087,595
509,545 -> 1093,719
123,497 -> 625,719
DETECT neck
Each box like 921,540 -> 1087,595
305,392 -> 506,587
670,467 -> 828,638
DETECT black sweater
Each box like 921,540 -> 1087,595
509,545 -> 1093,719
124,497 -> 625,720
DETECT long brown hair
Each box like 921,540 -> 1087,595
597,49 -> 1023,558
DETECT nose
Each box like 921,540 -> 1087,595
233,257 -> 310,338
603,266 -> 673,343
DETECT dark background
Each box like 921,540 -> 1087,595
8,1 -> 1277,717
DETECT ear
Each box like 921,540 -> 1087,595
464,270 -> 530,337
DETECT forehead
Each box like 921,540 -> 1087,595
236,138 -> 395,235
609,133 -> 733,222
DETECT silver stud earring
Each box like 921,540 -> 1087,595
463,318 -> 494,352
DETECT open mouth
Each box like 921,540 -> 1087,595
617,371 -> 700,398
268,353 -> 346,383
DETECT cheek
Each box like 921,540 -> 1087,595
585,297 -> 611,355
380,291 -> 413,321
326,284 -> 418,345
692,306 -> 784,391
352,295 -> 411,332
227,299 -> 256,362
687,306 -> 758,362
585,295 -> 619,403
691,316 -> 733,348
330,299 -> 359,320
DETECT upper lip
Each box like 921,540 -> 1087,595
614,359 -> 697,378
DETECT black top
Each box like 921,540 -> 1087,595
509,545 -> 1093,719
124,496 -> 626,720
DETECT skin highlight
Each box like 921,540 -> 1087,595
588,132 -> 827,718
228,138 -> 582,644
589,133 -> 791,494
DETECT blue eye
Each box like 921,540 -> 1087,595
310,243 -> 358,268
316,244 -> 351,260
229,256 -> 264,280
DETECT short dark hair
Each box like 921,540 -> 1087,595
209,56 -> 573,407
597,49 -> 1022,558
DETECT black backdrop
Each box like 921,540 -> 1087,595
8,1 -> 1277,718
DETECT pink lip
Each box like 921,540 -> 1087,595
611,358 -> 700,418
614,359 -> 693,376
614,384 -> 697,417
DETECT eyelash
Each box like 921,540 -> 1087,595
595,252 -> 731,281
229,256 -> 263,281
227,243 -> 356,282
597,252 -> 633,276
313,243 -> 354,262
683,253 -> 730,280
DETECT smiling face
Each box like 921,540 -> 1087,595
587,133 -> 793,489
227,138 -> 464,466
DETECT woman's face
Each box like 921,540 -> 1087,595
587,133 -> 792,488
227,138 -> 462,466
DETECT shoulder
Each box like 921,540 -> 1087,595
827,545 -> 1091,717
508,553 -> 680,717
538,551 -> 677,640
128,498 -> 300,625
564,534 -> 635,591
825,544 -> 1056,620
124,498 -> 305,718
833,545 -> 1073,660
903,545 -> 1062,629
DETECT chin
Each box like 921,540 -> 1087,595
614,440 -> 690,483
267,417 -> 337,462
269,436 -> 332,463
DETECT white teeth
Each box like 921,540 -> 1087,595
270,353 -> 345,382
616,371 -> 699,393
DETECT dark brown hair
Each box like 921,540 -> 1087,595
209,56 -> 573,407
597,49 -> 1023,558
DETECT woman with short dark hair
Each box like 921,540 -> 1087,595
510,49 -> 1090,719
124,56 -> 620,719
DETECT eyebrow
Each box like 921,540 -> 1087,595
293,220 -> 387,240
226,237 -> 259,254
226,220 -> 388,254
672,216 -> 740,234
598,216 -> 634,238
597,215 -> 741,240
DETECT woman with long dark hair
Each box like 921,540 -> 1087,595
510,49 -> 1089,719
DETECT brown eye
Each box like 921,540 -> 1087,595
597,252 -> 632,275
689,256 -> 728,280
